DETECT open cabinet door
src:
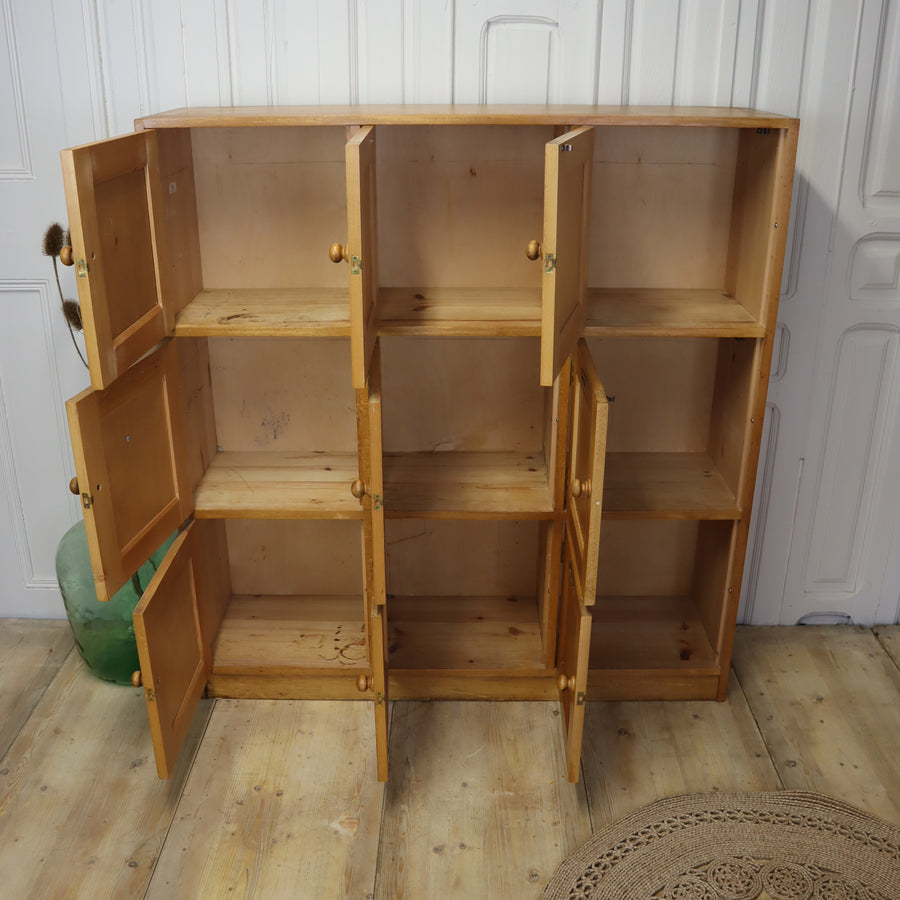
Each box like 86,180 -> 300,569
66,341 -> 193,602
61,131 -> 171,389
565,339 -> 608,604
558,339 -> 608,782
133,523 -> 210,779
357,339 -> 388,779
539,127 -> 594,386
347,125 -> 379,389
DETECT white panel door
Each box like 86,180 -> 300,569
0,0 -> 96,616
777,0 -> 900,625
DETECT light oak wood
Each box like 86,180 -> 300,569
144,699 -> 383,899
378,700 -> 592,899
133,524 -> 210,779
174,288 -> 351,336
581,669 -> 782,825
0,651 -> 211,899
61,130 -> 171,389
0,619 -> 73,760
65,340 -> 193,602
387,594 -> 544,671
585,288 -> 764,336
211,595 -> 366,674
347,125 -> 379,387
138,105 -> 796,128
733,626 -> 900,825
602,452 -> 740,519
875,625 -> 900,666
588,596 -> 718,671
194,450 -> 364,519
377,286 -> 541,335
566,340 -> 608,604
383,450 -> 554,518
540,127 -> 593,385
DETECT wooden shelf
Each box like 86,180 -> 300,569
602,452 -> 740,519
388,595 -> 544,672
585,288 -> 764,337
212,595 -> 366,674
588,596 -> 718,670
377,287 -> 541,336
194,451 -> 363,519
383,451 -> 554,518
175,289 -> 351,337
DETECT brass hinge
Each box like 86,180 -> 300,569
375,691 -> 385,705
374,493 -> 383,510
76,259 -> 88,279
145,689 -> 156,703
576,691 -> 585,706
81,492 -> 94,509
544,253 -> 556,274
351,255 -> 362,275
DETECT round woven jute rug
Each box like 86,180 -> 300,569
541,792 -> 900,899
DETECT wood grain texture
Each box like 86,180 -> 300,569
383,450 -> 554,518
732,626 -> 900,825
144,699 -> 383,899
585,289 -> 764,336
0,619 -> 73,760
175,289 -> 351,336
138,106 -> 796,128
581,670 -> 781,826
603,452 -> 740,519
378,700 -> 591,898
875,625 -> 900,666
0,652 -> 210,899
194,451 -> 364,519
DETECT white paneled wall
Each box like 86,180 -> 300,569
1,0 -> 898,624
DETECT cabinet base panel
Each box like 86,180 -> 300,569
207,668 -> 722,701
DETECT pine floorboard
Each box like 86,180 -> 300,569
0,622 -> 899,898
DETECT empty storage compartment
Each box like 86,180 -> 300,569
203,518 -> 370,697
379,337 -> 563,516
585,125 -> 781,334
171,125 -> 353,336
586,335 -> 758,518
587,519 -> 735,699
375,125 -> 551,333
184,336 -> 362,519
384,519 -> 557,688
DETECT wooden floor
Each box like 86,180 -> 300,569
1,622 -> 899,899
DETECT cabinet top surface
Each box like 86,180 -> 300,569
135,104 -> 797,130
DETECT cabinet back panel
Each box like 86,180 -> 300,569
376,126 -> 548,288
380,337 -> 545,452
595,520 -> 698,597
386,519 -> 538,598
192,127 -> 349,289
208,337 -> 357,452
586,337 -> 717,452
226,520 -> 363,596
589,127 -> 737,289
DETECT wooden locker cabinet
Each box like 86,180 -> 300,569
61,106 -> 798,784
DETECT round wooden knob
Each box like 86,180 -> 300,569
525,239 -> 542,261
350,479 -> 366,500
570,478 -> 591,498
60,245 -> 74,266
329,242 -> 349,263
69,477 -> 79,495
557,673 -> 575,692
131,671 -> 143,688
356,674 -> 373,693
